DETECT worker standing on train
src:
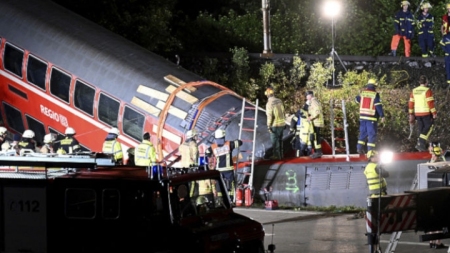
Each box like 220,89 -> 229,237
265,86 -> 286,160
428,141 -> 445,163
206,129 -> 242,201
306,91 -> 324,159
135,132 -> 157,166
417,2 -> 435,58
102,127 -> 123,165
18,130 -> 36,153
290,103 -> 313,157
408,75 -> 436,152
0,127 -> 8,150
180,129 -> 199,168
364,150 -> 389,197
355,79 -> 385,155
441,4 -> 450,86
389,1 -> 414,57
57,127 -> 81,154
40,133 -> 57,154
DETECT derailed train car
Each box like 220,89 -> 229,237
0,0 -> 278,163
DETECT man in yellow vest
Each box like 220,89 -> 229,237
364,150 -> 389,197
408,75 -> 437,151
102,127 -> 123,165
179,129 -> 199,168
265,87 -> 286,160
135,132 -> 157,166
355,79 -> 385,154
57,127 -> 81,154
428,141 -> 445,163
290,103 -> 313,157
306,91 -> 324,159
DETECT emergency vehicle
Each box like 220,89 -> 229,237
0,153 -> 265,253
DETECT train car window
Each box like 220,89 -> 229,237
3,43 -> 24,78
98,93 -> 119,127
102,189 -> 120,219
65,188 -> 96,219
123,106 -> 144,141
25,115 -> 45,147
26,55 -> 47,90
49,127 -> 64,140
74,80 -> 95,116
3,102 -> 25,134
50,68 -> 71,103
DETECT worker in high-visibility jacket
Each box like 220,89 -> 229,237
441,4 -> 450,86
0,127 -> 8,151
18,129 -> 37,153
408,75 -> 437,152
290,103 -> 313,157
416,2 -> 435,58
102,127 -> 123,165
265,87 -> 286,160
428,141 -> 445,163
57,127 -> 81,154
306,91 -> 324,159
364,150 -> 389,197
135,132 -> 157,166
355,79 -> 385,155
206,129 -> 242,200
180,129 -> 199,168
40,133 -> 57,154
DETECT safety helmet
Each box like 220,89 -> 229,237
366,150 -> 378,160
196,195 -> 209,206
430,142 -> 442,156
215,129 -> 226,139
22,129 -> 35,139
0,127 -> 7,135
65,127 -> 75,135
109,127 -> 119,135
400,1 -> 410,7
421,2 -> 432,9
186,129 -> 198,139
305,90 -> 314,96
43,133 -> 57,144
367,78 -> 378,86
264,87 -> 274,96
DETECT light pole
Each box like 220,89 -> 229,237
323,1 -> 347,86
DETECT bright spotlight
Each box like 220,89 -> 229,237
323,1 -> 341,19
379,151 -> 394,165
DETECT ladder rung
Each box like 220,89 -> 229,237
241,140 -> 253,143
244,106 -> 256,110
334,127 -> 344,131
243,117 -> 255,120
335,138 -> 346,141
335,148 -> 346,153
242,128 -> 255,132
334,117 -> 343,120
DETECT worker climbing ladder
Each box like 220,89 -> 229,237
235,98 -> 258,207
330,99 -> 350,160
382,172 -> 419,253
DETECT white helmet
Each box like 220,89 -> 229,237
43,133 -> 57,144
65,127 -> 75,135
23,129 -> 35,138
109,127 -> 119,135
186,129 -> 197,139
215,129 -> 225,139
0,127 -> 7,135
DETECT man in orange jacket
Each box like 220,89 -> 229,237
408,75 -> 437,151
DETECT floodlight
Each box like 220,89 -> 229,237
323,1 -> 341,19
379,151 -> 394,165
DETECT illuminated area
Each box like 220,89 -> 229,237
323,1 -> 341,19
379,151 -> 394,165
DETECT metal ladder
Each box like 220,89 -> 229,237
235,98 -> 259,206
383,173 -> 419,253
330,99 -> 350,160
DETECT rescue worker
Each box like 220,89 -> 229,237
290,103 -> 313,157
179,129 -> 199,168
18,129 -> 36,153
408,75 -> 437,152
206,129 -> 242,201
389,1 -> 414,57
102,127 -> 123,165
0,127 -> 7,150
135,132 -> 157,166
40,133 -> 57,154
10,134 -> 21,154
306,91 -> 324,159
428,141 -> 445,163
441,3 -> 450,86
57,127 -> 81,154
355,79 -> 385,154
265,87 -> 286,160
364,150 -> 389,197
417,2 -> 435,58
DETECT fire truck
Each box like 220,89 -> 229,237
0,152 -> 265,253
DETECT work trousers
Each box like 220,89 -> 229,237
270,126 -> 284,159
391,35 -> 411,57
357,120 -> 378,152
418,33 -> 434,57
416,115 -> 434,146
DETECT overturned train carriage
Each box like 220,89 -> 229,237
0,0 -> 280,164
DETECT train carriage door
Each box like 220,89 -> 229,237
2,181 -> 48,253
